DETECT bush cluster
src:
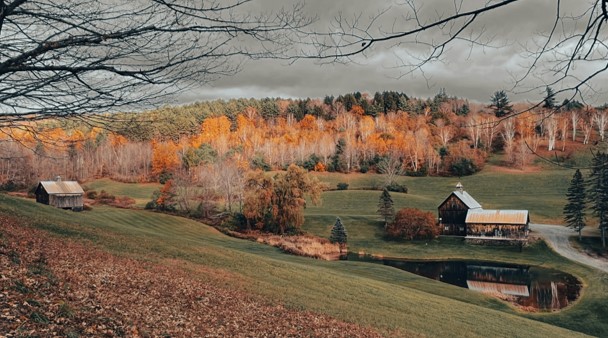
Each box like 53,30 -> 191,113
336,182 -> 349,190
385,208 -> 439,240
386,183 -> 408,193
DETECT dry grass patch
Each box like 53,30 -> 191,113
225,230 -> 343,260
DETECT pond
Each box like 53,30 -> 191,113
349,254 -> 582,311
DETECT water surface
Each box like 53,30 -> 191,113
350,254 -> 582,311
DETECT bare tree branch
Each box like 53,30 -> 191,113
0,0 -> 313,127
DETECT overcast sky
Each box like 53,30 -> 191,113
178,0 -> 607,106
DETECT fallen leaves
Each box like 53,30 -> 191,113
0,215 -> 381,337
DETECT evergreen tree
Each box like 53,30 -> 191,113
562,99 -> 584,111
331,138 -> 348,172
377,188 -> 395,226
543,86 -> 556,109
489,90 -> 513,118
588,152 -> 608,247
329,217 -> 348,255
564,169 -> 586,240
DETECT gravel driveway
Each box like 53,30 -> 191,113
529,223 -> 608,273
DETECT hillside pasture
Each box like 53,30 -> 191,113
83,178 -> 161,208
2,193 -> 607,336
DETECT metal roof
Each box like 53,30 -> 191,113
465,209 -> 529,225
451,190 -> 482,209
466,280 -> 530,297
39,181 -> 84,195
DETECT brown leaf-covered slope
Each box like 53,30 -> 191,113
0,216 -> 382,337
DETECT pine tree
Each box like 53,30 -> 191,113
588,152 -> 608,247
329,217 -> 348,255
489,90 -> 513,118
543,86 -> 556,109
563,169 -> 586,240
377,188 -> 395,226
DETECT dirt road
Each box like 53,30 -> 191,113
529,223 -> 608,273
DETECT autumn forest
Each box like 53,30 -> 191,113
3,90 -> 603,187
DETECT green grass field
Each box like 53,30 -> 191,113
310,166 -> 573,220
9,165 -> 608,336
82,178 -> 161,208
303,166 -> 575,257
2,186 -> 608,336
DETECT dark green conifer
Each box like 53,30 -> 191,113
377,188 -> 395,226
563,169 -> 586,240
329,217 -> 348,255
588,152 -> 608,247
489,90 -> 513,117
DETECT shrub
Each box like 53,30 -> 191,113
386,208 -> 439,240
314,162 -> 326,172
0,180 -> 18,191
250,155 -> 271,171
145,200 -> 157,210
85,190 -> 98,199
406,166 -> 427,177
300,154 -> 321,171
158,170 -> 173,184
223,212 -> 247,231
95,190 -> 116,204
112,196 -> 136,208
386,182 -> 408,193
336,182 -> 349,190
450,158 -> 478,177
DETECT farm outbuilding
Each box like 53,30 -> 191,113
35,176 -> 84,211
465,209 -> 529,239
437,182 -> 482,236
438,183 -> 529,241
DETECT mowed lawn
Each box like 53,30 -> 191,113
304,166 -> 574,257
82,178 -> 161,208
311,166 -> 572,220
2,191 -> 607,336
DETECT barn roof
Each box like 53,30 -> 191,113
39,181 -> 84,195
453,190 -> 482,209
439,190 -> 482,209
466,280 -> 530,297
465,209 -> 529,225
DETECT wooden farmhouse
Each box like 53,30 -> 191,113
437,182 -> 482,236
35,176 -> 84,211
438,183 -> 529,241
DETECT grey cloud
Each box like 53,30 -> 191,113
177,1 -> 607,105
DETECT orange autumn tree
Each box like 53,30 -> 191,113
243,170 -> 274,230
152,141 -> 180,181
193,115 -> 232,156
386,208 -> 439,240
147,179 -> 177,211
243,164 -> 325,234
349,105 -> 365,116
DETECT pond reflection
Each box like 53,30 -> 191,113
349,254 -> 582,311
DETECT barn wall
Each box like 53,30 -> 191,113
438,195 -> 469,236
49,195 -> 83,209
467,223 -> 528,238
36,189 -> 50,205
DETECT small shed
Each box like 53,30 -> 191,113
465,209 -> 529,239
437,183 -> 482,236
35,176 -> 84,211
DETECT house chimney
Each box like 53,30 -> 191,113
55,175 -> 61,182
456,182 -> 463,192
